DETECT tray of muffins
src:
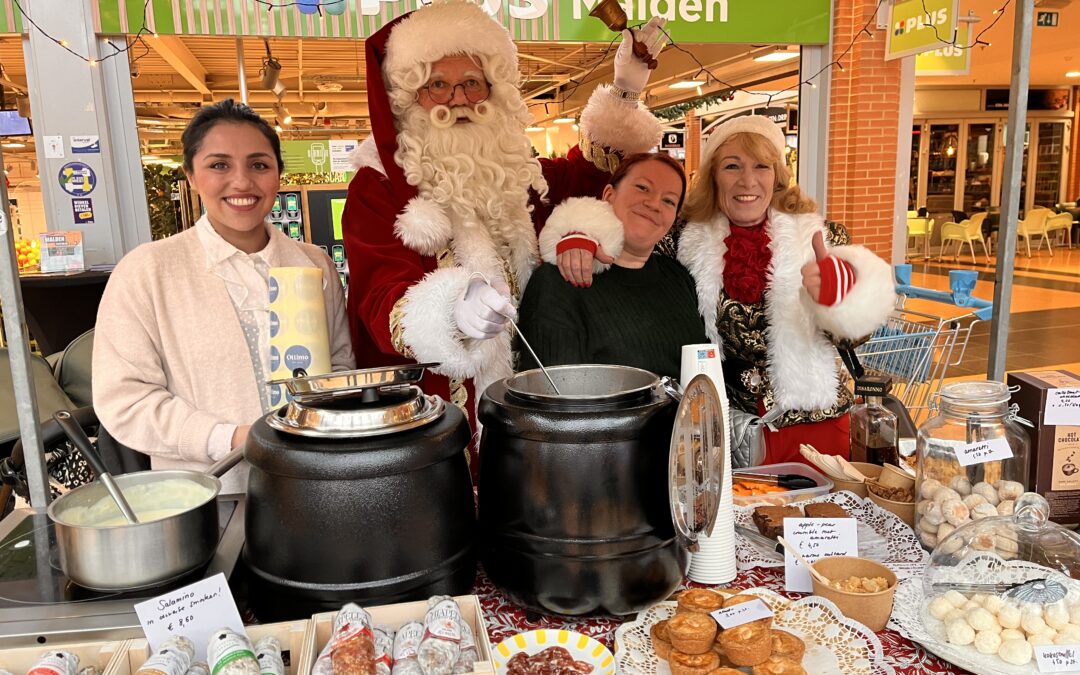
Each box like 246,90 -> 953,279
614,587 -> 896,675
734,491 -> 928,572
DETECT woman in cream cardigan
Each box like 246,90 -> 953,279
675,115 -> 895,465
93,100 -> 354,491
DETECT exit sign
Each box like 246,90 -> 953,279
1037,11 -> 1059,27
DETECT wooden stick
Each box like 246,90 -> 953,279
777,536 -> 832,586
836,456 -> 869,482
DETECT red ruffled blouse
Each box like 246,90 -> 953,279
723,220 -> 771,305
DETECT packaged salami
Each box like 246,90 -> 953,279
27,651 -> 80,675
207,629 -> 260,675
373,626 -> 395,675
77,669 -> 102,675
452,620 -> 477,674
254,635 -> 285,675
417,596 -> 463,675
312,603 -> 376,675
391,621 -> 424,675
185,662 -> 211,675
138,636 -> 196,675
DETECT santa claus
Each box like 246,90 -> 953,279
343,0 -> 666,448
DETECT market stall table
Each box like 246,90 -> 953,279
473,566 -> 968,675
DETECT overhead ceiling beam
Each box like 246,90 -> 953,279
148,35 -> 211,96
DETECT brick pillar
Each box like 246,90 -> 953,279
1068,85 -> 1080,201
685,109 -> 701,184
826,0 -> 902,258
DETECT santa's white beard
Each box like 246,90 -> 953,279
395,102 -> 546,239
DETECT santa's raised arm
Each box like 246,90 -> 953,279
342,0 -> 666,453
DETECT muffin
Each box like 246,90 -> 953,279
667,612 -> 719,654
650,619 -> 673,660
722,594 -> 773,629
678,589 -> 726,615
751,655 -> 807,675
669,649 -> 720,675
770,630 -> 805,662
718,624 -> 771,667
704,669 -> 744,675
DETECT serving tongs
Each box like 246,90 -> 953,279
733,471 -> 818,490
931,578 -> 1067,603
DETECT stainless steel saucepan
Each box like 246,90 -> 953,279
46,412 -> 244,591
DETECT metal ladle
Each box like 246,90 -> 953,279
53,410 -> 140,524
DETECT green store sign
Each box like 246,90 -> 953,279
886,0 -> 959,61
88,0 -> 829,44
916,24 -> 970,75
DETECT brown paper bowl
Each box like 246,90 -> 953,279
810,556 -> 898,632
878,463 -> 916,491
866,484 -> 916,527
829,462 -> 881,498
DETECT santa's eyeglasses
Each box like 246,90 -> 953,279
418,78 -> 491,105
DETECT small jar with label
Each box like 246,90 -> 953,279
914,381 -> 1030,551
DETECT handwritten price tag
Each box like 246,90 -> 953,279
956,436 -> 1014,468
1035,644 -> 1080,672
783,518 -> 859,593
710,598 -> 774,629
1046,388 -> 1080,426
888,561 -> 929,580
134,573 -> 244,657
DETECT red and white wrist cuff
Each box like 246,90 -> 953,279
555,233 -> 599,257
817,255 -> 856,306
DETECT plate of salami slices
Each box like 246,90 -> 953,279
492,629 -> 614,675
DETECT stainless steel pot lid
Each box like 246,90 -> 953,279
505,364 -> 659,404
268,363 -> 437,404
266,386 -> 445,438
669,374 -> 724,548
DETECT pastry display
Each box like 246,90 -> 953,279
667,612 -> 719,654
678,589 -> 726,615
651,593 -> 806,674
866,480 -> 914,503
802,503 -> 849,519
752,506 -> 804,540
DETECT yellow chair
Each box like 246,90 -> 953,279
1018,208 -> 1054,257
1045,212 -> 1074,249
906,217 -> 934,259
939,212 -> 989,263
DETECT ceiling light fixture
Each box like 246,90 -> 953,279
1068,71 -> 1080,78
525,126 -> 545,132
273,103 -> 292,125
261,40 -> 282,91
669,80 -> 706,89
553,117 -> 576,123
754,49 -> 799,63
2,142 -> 25,148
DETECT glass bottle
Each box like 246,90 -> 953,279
914,381 -> 1030,551
849,377 -> 899,466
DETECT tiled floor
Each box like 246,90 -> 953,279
895,249 -> 1080,384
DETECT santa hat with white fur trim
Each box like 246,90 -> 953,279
383,0 -> 518,81
701,114 -> 786,166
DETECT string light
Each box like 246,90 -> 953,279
11,0 -> 155,68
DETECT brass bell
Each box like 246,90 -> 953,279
588,0 -> 629,32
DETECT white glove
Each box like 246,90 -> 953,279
453,277 -> 516,340
613,16 -> 668,94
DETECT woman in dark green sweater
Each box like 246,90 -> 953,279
517,153 -> 707,379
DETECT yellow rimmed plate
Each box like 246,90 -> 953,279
492,629 -> 615,675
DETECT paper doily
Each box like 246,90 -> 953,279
888,554 -> 1080,675
615,589 -> 896,675
734,491 -> 928,571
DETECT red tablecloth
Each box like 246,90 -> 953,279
474,566 -> 969,675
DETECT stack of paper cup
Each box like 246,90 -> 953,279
268,267 -> 333,409
680,344 -> 737,585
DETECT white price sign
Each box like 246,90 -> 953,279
888,561 -> 929,580
710,598 -> 774,629
956,436 -> 1014,467
134,573 -> 245,657
1045,388 -> 1080,426
1035,644 -> 1080,672
783,518 -> 859,593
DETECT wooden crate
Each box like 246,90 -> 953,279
107,620 -> 313,675
0,639 -> 130,674
307,595 -> 494,675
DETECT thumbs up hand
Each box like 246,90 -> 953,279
801,231 -> 829,302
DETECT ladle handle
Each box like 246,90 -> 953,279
207,446 -> 245,479
53,411 -> 140,524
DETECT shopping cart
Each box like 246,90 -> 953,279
854,268 -> 994,424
